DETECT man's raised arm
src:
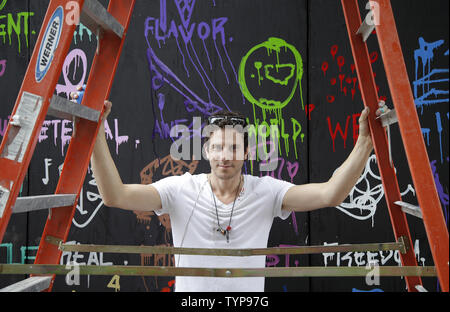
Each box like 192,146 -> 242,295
282,102 -> 387,212
90,100 -> 162,212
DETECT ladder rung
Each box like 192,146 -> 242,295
395,201 -> 423,219
415,285 -> 428,292
356,10 -> 375,42
356,20 -> 374,42
48,95 -> 100,122
12,194 -> 77,214
81,0 -> 124,38
0,276 -> 52,292
376,109 -> 398,127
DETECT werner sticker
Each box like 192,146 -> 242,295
35,6 -> 63,82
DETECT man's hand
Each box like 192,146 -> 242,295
102,100 -> 112,121
282,100 -> 391,212
70,85 -> 112,122
358,100 -> 390,140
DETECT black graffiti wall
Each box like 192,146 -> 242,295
0,0 -> 448,292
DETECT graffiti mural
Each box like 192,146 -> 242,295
0,0 -> 447,293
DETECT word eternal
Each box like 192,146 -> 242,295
38,117 -> 128,156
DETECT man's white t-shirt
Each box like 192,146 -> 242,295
152,172 -> 294,292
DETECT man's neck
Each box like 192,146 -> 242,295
208,173 -> 242,198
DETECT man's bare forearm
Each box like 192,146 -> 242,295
91,123 -> 124,207
326,135 -> 373,206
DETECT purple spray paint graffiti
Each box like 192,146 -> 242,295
0,59 -> 6,77
143,0 -> 301,237
55,48 -> 87,99
431,159 -> 449,225
144,0 -> 244,128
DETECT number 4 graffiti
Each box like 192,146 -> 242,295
107,275 -> 120,292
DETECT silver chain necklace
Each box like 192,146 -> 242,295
209,175 -> 242,243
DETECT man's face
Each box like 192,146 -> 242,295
205,127 -> 247,180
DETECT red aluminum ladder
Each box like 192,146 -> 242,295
341,0 -> 449,292
0,0 -> 135,292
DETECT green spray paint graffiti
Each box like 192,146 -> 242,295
238,37 -> 305,162
0,243 -> 38,264
0,243 -> 13,264
0,0 -> 36,53
73,23 -> 96,44
239,37 -> 304,113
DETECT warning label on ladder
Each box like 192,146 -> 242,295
2,92 -> 43,163
0,185 -> 9,218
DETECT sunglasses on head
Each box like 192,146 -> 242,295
208,116 -> 247,126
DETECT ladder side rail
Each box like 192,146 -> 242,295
375,0 -> 449,292
33,0 -> 136,292
341,0 -> 422,292
0,0 -> 87,243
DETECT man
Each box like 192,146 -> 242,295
87,92 -> 388,292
